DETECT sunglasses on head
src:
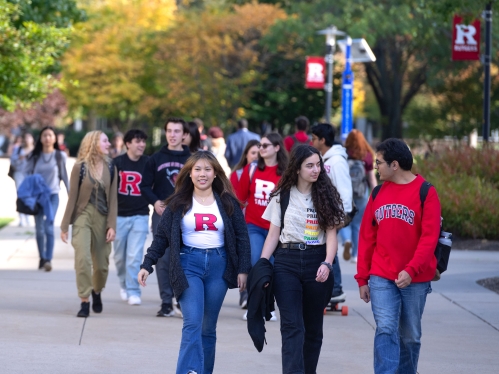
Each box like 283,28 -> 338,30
258,143 -> 274,149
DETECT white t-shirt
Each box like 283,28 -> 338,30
181,198 -> 225,248
262,186 -> 326,245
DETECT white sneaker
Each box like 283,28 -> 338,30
119,288 -> 128,301
350,256 -> 357,263
243,311 -> 248,321
270,311 -> 278,322
128,295 -> 141,305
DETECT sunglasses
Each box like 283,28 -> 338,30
258,143 -> 274,149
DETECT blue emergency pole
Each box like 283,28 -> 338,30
341,37 -> 354,142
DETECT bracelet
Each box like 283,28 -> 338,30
321,261 -> 333,272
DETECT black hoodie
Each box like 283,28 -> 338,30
141,145 -> 191,205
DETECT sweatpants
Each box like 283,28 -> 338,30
72,204 -> 111,298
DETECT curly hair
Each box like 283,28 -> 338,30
345,129 -> 374,161
77,131 -> 110,183
270,145 -> 345,230
165,151 -> 241,216
257,132 -> 288,176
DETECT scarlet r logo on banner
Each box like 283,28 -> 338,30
452,15 -> 480,61
305,56 -> 325,89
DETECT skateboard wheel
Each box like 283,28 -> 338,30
341,306 -> 348,316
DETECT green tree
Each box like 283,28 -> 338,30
0,0 -> 71,111
7,0 -> 86,27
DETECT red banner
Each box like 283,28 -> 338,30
452,15 -> 480,61
305,56 -> 325,89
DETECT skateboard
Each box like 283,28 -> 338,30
324,298 -> 348,316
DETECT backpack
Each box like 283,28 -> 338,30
290,135 -> 309,151
371,181 -> 451,279
348,159 -> 367,199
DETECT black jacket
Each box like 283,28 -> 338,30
141,193 -> 251,298
247,258 -> 275,352
141,145 -> 191,205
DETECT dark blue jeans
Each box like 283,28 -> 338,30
34,193 -> 59,261
273,246 -> 334,374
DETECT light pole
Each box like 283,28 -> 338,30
483,1 -> 492,142
317,26 -> 345,122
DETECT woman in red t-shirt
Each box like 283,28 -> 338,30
229,139 -> 260,192
341,129 -> 378,262
237,133 -> 288,315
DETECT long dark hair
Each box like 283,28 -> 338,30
270,145 -> 345,230
257,132 -> 288,176
30,126 -> 60,159
233,139 -> 260,171
165,151 -> 241,216
186,121 -> 201,153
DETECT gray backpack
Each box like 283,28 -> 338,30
348,159 -> 367,199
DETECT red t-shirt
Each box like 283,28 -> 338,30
236,163 -> 281,229
355,175 -> 441,287
284,131 -> 310,152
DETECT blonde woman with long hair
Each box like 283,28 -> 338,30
60,131 -> 118,318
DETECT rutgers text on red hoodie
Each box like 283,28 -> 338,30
355,175 -> 441,287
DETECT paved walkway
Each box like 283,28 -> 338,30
1,158 -> 499,373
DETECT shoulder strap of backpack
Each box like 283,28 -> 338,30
371,184 -> 382,201
248,161 -> 257,185
279,189 -> 291,233
79,162 -> 85,187
419,181 -> 432,209
55,150 -> 62,181
108,161 -> 115,183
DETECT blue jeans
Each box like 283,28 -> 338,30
369,275 -> 432,374
247,223 -> 273,266
34,193 -> 59,261
273,246 -> 334,374
339,189 -> 369,258
176,245 -> 228,374
114,215 -> 149,297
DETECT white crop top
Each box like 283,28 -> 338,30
181,197 -> 225,248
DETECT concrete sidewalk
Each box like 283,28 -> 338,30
1,220 -> 498,374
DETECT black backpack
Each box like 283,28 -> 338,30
290,135 -> 309,151
371,182 -> 451,278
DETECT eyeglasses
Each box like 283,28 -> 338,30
375,160 -> 388,166
258,143 -> 274,149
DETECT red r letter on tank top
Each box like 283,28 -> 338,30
194,214 -> 219,231
118,171 -> 142,196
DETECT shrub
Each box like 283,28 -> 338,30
414,147 -> 499,239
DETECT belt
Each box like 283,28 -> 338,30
278,242 -> 325,251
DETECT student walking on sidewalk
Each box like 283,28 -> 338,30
138,151 -> 251,374
355,138 -> 441,374
112,129 -> 149,306
259,145 -> 345,374
24,126 -> 69,271
141,117 -> 191,317
236,133 -> 288,315
60,131 -> 117,318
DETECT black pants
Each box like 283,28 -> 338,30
273,246 -> 334,374
152,211 -> 173,306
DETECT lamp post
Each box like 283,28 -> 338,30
483,2 -> 493,142
317,26 -> 345,122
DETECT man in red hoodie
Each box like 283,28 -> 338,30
283,115 -> 310,152
355,138 -> 441,374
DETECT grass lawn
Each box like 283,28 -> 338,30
0,218 -> 14,230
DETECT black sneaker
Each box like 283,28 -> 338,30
38,259 -> 46,270
157,304 -> 175,317
77,302 -> 90,318
91,290 -> 103,313
239,290 -> 248,309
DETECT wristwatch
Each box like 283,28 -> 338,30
320,261 -> 333,272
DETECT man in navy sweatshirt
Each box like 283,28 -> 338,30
141,118 -> 191,317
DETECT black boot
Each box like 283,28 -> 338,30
92,290 -> 103,313
77,302 -> 90,318
38,259 -> 46,270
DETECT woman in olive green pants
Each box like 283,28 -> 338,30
61,131 -> 117,318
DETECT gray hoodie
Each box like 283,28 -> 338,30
322,145 -> 353,213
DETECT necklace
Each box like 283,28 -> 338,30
195,194 -> 212,204
41,152 -> 54,163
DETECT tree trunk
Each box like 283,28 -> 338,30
364,37 -> 426,140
